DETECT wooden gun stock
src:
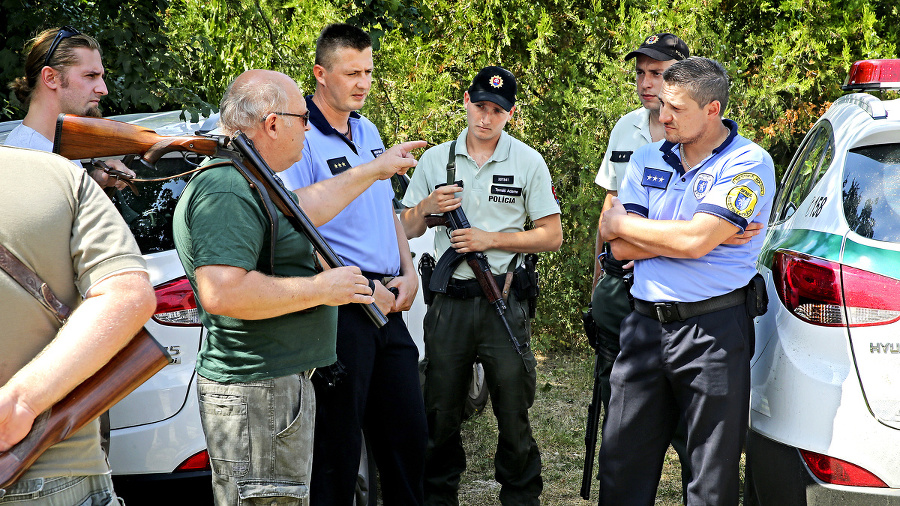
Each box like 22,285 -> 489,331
424,214 -> 449,229
53,114 -> 226,164
0,329 -> 170,492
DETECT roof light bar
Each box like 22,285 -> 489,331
842,59 -> 900,91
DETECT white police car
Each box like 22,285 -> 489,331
745,59 -> 900,504
1,111 -> 438,504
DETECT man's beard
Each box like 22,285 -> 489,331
84,105 -> 103,118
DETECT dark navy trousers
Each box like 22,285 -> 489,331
310,304 -> 427,506
597,303 -> 753,506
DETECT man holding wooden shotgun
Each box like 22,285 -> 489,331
0,145 -> 156,504
172,69 -> 424,505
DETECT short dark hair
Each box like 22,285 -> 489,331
314,24 -> 372,70
8,27 -> 102,107
663,57 -> 730,115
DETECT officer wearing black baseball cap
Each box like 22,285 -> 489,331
467,65 -> 517,111
625,32 -> 690,62
400,63 -> 562,505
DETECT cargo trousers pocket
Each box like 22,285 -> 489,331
198,392 -> 251,478
274,374 -> 316,483
238,481 -> 309,506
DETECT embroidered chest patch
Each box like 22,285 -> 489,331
641,167 -> 672,190
371,148 -> 384,157
327,156 -> 351,175
693,173 -> 714,200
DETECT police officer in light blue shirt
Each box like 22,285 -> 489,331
278,97 -> 399,276
278,24 -> 428,506
597,57 -> 775,506
621,118 -> 773,303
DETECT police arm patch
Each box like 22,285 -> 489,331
725,185 -> 759,218
732,172 -> 765,195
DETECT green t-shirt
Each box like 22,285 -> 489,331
173,162 -> 337,383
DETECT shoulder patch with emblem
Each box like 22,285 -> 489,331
610,151 -> 632,163
641,167 -> 672,190
732,172 -> 765,195
327,156 -> 351,175
726,185 -> 759,218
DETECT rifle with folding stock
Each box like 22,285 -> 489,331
52,114 -> 388,328
424,200 -> 531,371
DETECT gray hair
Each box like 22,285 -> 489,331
218,78 -> 292,136
663,57 -> 730,116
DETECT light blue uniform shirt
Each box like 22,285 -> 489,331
279,97 -> 400,275
619,119 -> 776,303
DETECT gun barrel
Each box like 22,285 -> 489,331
230,133 -> 388,328
580,353 -> 604,499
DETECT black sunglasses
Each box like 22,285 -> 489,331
265,111 -> 310,126
43,25 -> 82,68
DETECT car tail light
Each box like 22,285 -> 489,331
799,449 -> 887,487
175,450 -> 210,472
773,251 -> 900,327
153,277 -> 201,326
842,59 -> 900,91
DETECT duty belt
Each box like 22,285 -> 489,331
445,274 -> 508,299
634,286 -> 747,324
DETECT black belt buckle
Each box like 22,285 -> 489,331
653,302 -> 681,323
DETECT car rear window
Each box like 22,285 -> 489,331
113,154 -> 204,254
842,143 -> 900,243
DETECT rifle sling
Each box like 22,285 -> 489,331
201,161 -> 279,276
0,244 -> 71,323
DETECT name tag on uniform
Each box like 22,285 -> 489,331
493,175 -> 514,184
610,151 -> 632,163
371,148 -> 384,157
327,157 -> 351,175
491,185 -> 522,196
641,167 -> 672,190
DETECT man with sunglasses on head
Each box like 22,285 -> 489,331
6,26 -> 134,190
278,24 -> 428,505
173,68 -> 424,505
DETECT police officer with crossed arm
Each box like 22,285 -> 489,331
597,57 -> 774,505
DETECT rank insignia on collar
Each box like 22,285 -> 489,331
490,75 -> 504,88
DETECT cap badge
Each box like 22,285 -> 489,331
490,75 -> 504,88
645,35 -> 659,44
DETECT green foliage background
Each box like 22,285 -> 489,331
2,0 -> 899,350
